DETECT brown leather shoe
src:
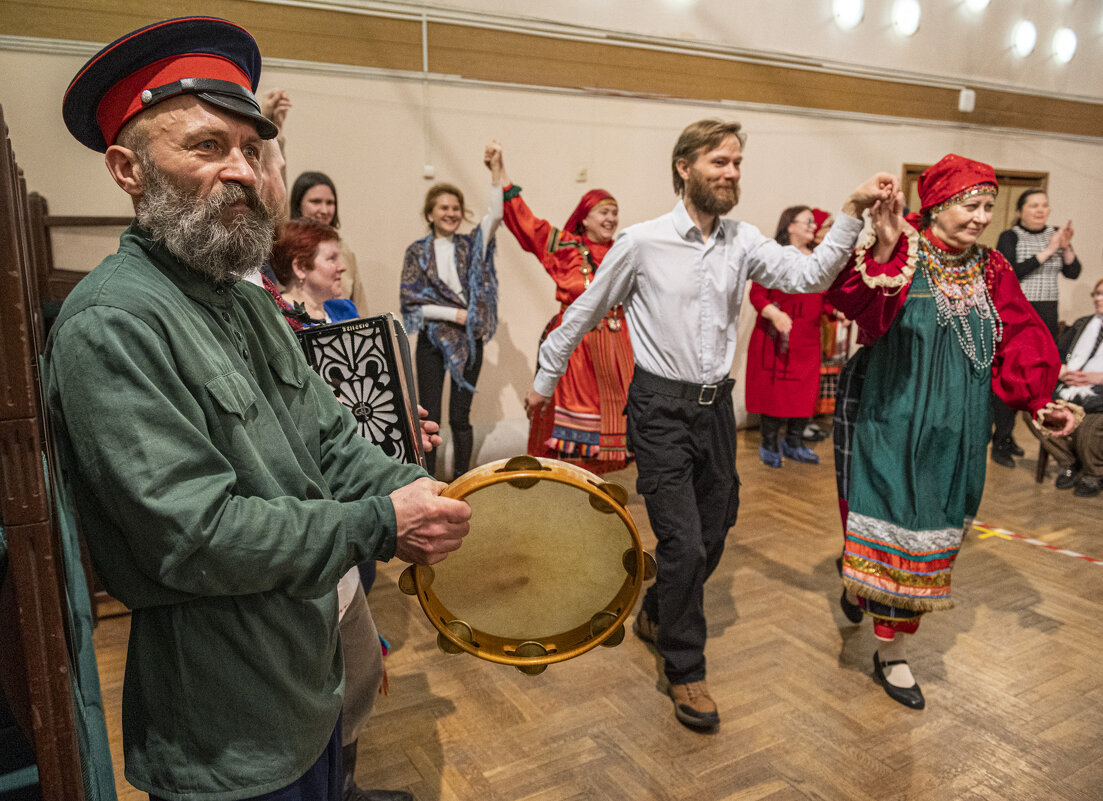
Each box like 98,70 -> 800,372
632,608 -> 658,644
668,680 -> 719,730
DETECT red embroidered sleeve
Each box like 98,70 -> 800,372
825,232 -> 912,343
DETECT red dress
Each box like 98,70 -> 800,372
744,283 -> 830,418
503,185 -> 633,473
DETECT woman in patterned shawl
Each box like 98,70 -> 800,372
829,154 -> 1078,710
400,144 -> 504,479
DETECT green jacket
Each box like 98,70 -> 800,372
45,225 -> 425,801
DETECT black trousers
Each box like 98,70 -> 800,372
627,368 -> 740,684
416,334 -> 483,478
990,395 -> 1017,445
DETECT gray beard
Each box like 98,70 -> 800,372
135,155 -> 274,284
686,171 -> 739,218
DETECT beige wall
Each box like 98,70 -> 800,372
2,46 -> 1101,461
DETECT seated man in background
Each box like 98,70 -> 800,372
1032,277 -> 1103,498
49,16 -> 469,801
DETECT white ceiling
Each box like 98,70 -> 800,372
412,0 -> 1103,102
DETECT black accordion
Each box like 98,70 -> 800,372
296,313 -> 425,466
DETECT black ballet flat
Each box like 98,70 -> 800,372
873,652 -> 925,710
834,557 -> 863,623
839,591 -> 864,624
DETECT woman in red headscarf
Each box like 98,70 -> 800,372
828,154 -> 1077,710
498,147 -> 633,473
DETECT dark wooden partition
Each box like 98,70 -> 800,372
24,193 -> 131,622
0,104 -> 86,800
28,192 -> 97,306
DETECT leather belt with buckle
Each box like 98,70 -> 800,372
632,367 -> 731,406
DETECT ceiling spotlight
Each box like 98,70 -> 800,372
833,0 -> 864,31
1011,19 -> 1037,56
1052,27 -> 1077,63
964,0 -> 990,11
892,0 -> 921,36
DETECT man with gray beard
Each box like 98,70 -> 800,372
525,118 -> 898,732
134,145 -> 275,284
46,17 -> 467,801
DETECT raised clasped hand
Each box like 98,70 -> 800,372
870,190 -> 907,243
857,172 -> 900,208
484,140 -> 503,170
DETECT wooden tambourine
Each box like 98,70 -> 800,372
399,455 -> 656,674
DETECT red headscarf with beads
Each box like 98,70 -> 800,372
563,189 -> 616,237
918,154 -> 997,213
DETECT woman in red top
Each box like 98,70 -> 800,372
499,148 -> 633,474
745,206 -> 833,468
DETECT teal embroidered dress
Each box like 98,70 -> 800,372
828,229 -> 1059,614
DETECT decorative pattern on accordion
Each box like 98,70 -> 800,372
297,315 -> 420,464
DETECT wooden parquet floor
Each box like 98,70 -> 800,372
93,420 -> 1103,801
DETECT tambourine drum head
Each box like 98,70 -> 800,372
401,457 -> 650,670
431,478 -> 631,639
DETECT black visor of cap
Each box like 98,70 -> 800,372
142,78 -> 278,141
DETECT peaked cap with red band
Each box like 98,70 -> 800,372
563,189 -> 616,236
917,153 -> 998,213
63,16 -> 278,152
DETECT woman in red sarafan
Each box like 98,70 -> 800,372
498,146 -> 633,474
745,205 -> 835,468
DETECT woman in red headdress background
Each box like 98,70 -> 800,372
827,154 -> 1077,710
497,145 -> 633,474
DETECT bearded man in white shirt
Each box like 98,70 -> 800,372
524,118 -> 897,731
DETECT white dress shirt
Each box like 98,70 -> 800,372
1057,314 -> 1103,402
534,200 -> 863,396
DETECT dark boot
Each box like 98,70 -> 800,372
451,427 -> 474,479
990,438 -> 1015,468
759,416 -> 782,468
1056,461 -> 1081,490
780,418 -> 819,464
787,418 -> 809,442
343,742 -> 413,801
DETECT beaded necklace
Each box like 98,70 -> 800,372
918,234 -> 1003,371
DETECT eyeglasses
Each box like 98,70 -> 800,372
1092,291 -> 1103,298
795,219 -> 816,227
